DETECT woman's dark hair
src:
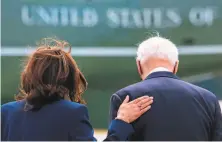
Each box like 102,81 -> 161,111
15,38 -> 87,111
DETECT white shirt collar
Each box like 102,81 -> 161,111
149,67 -> 170,74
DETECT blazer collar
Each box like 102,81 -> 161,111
145,71 -> 179,80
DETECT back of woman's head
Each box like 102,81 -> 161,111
16,38 -> 87,111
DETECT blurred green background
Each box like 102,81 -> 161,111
1,0 -> 222,128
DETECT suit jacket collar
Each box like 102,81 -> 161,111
145,71 -> 179,80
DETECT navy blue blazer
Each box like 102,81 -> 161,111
110,71 -> 222,141
1,100 -> 134,141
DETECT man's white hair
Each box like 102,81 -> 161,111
137,36 -> 178,65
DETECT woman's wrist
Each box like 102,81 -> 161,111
115,114 -> 130,123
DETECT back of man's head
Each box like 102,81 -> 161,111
136,36 -> 179,79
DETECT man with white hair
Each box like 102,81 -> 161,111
109,36 -> 222,141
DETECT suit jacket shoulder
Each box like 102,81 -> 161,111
115,81 -> 152,101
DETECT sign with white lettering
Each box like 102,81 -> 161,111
21,6 -> 218,29
1,0 -> 222,46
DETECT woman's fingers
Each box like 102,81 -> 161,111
133,103 -> 152,119
131,97 -> 153,121
129,96 -> 151,104
116,95 -> 154,123
140,105 -> 151,115
139,99 -> 153,110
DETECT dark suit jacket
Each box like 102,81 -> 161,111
110,71 -> 222,141
1,100 -> 134,141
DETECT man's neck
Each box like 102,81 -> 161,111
142,67 -> 170,80
149,67 -> 170,74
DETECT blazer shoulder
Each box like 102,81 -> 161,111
1,101 -> 26,119
1,101 -> 24,111
200,87 -> 218,103
178,80 -> 219,111
59,100 -> 87,110
114,81 -> 151,100
182,80 -> 217,100
58,100 -> 89,116
116,82 -> 142,94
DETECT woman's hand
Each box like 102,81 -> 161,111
116,95 -> 153,123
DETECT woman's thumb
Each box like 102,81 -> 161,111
123,95 -> 129,103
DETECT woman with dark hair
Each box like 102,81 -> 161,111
1,39 -> 153,141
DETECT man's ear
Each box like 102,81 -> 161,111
136,59 -> 143,77
173,60 -> 179,74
